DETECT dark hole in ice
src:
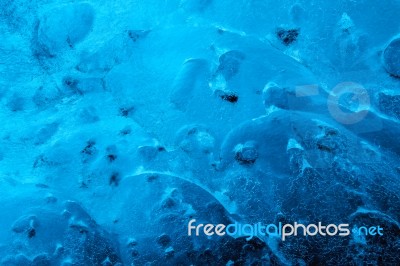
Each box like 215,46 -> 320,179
276,28 -> 299,46
156,234 -> 171,247
81,140 -> 96,155
131,249 -> 139,257
28,227 -> 36,238
187,128 -> 198,135
120,127 -> 132,135
161,197 -> 176,209
66,36 -> 73,48
220,93 -> 239,103
325,129 -> 339,136
33,155 -> 52,168
107,154 -> 117,162
317,143 -> 333,153
128,30 -> 150,42
109,172 -> 120,186
128,31 -> 140,42
119,106 -> 135,117
147,175 -> 158,182
158,146 -> 166,152
235,155 -> 256,165
63,77 -> 80,93
80,181 -> 89,189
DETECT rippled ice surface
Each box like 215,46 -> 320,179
0,0 -> 400,265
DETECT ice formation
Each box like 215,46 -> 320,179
0,0 -> 400,265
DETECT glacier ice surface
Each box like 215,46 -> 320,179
0,0 -> 400,265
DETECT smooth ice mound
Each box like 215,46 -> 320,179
0,0 -> 400,265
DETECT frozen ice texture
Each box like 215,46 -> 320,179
0,0 -> 400,265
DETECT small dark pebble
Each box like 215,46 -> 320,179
220,93 -> 239,103
158,146 -> 166,152
276,28 -> 299,46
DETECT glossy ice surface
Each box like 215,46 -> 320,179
0,0 -> 399,265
